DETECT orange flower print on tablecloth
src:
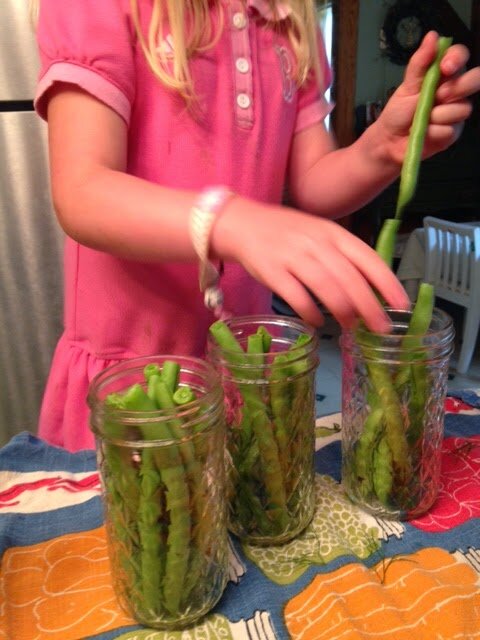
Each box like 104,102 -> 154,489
0,526 -> 134,640
284,547 -> 480,640
411,435 -> 480,533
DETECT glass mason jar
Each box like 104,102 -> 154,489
207,315 -> 319,545
341,308 -> 454,520
88,355 -> 228,629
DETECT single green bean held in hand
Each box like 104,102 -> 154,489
396,36 -> 453,219
373,37 -> 452,269
374,219 -> 402,268
352,41 -> 451,509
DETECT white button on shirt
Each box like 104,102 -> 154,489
236,93 -> 251,109
235,57 -> 250,73
232,12 -> 247,29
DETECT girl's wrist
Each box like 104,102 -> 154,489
189,185 -> 235,282
360,118 -> 403,178
209,193 -> 250,261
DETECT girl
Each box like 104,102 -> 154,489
33,0 -> 480,451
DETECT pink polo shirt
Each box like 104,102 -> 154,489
35,0 -> 333,451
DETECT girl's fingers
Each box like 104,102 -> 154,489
232,209 -> 410,332
260,266 -> 325,327
334,231 -> 411,311
289,254 -> 367,330
439,43 -> 471,76
400,31 -> 440,94
400,34 -> 472,96
419,121 -> 463,155
430,100 -> 472,125
436,67 -> 480,102
294,250 -> 392,333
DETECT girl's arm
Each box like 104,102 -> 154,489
288,32 -> 480,218
47,85 -> 199,262
46,83 -> 409,332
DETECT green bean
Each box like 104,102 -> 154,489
209,320 -> 245,363
144,363 -> 161,381
151,377 -> 199,475
112,384 -> 166,613
365,361 -> 412,484
209,321 -> 292,534
372,436 -> 394,505
352,39 -> 451,512
353,406 -> 384,499
374,218 -> 402,268
137,377 -> 192,615
403,284 -> 435,445
245,328 -> 289,529
396,36 -> 453,219
103,395 -> 142,583
395,282 -> 435,388
160,360 -> 180,395
247,332 -> 266,367
249,409 -> 289,530
372,37 -> 452,269
106,377 -> 194,615
256,325 -> 273,352
173,385 -> 197,405
269,354 -> 290,473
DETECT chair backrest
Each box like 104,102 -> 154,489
423,216 -> 480,309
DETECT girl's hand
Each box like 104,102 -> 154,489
211,200 -> 410,333
376,31 -> 480,164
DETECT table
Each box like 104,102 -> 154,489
1,390 -> 480,640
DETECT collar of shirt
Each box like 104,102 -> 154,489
246,0 -> 292,21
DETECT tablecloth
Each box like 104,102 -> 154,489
1,390 -> 480,640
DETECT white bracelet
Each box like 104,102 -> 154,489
189,186 -> 234,314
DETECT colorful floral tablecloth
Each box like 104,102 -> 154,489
1,390 -> 479,640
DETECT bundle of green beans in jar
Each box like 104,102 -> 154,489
207,315 -> 319,545
88,355 -> 228,629
341,37 -> 455,519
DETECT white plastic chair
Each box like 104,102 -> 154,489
423,216 -> 480,374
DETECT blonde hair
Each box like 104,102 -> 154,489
130,0 -> 323,102
29,0 -> 323,101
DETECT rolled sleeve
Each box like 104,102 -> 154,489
34,0 -> 136,125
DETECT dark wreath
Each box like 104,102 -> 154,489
381,0 -> 442,65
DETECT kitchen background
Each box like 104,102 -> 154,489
0,0 -> 478,446
0,1 -> 64,447
356,0 -> 473,106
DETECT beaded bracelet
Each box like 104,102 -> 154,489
189,186 -> 235,317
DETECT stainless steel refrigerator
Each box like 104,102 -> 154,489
0,0 -> 64,445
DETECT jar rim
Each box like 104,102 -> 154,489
353,306 -> 454,340
207,314 -> 318,359
87,355 -> 223,430
341,307 -> 455,362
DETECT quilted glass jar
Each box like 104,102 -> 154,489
341,308 -> 454,520
88,355 -> 228,629
207,315 -> 319,545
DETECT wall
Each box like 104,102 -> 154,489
355,0 -> 473,106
